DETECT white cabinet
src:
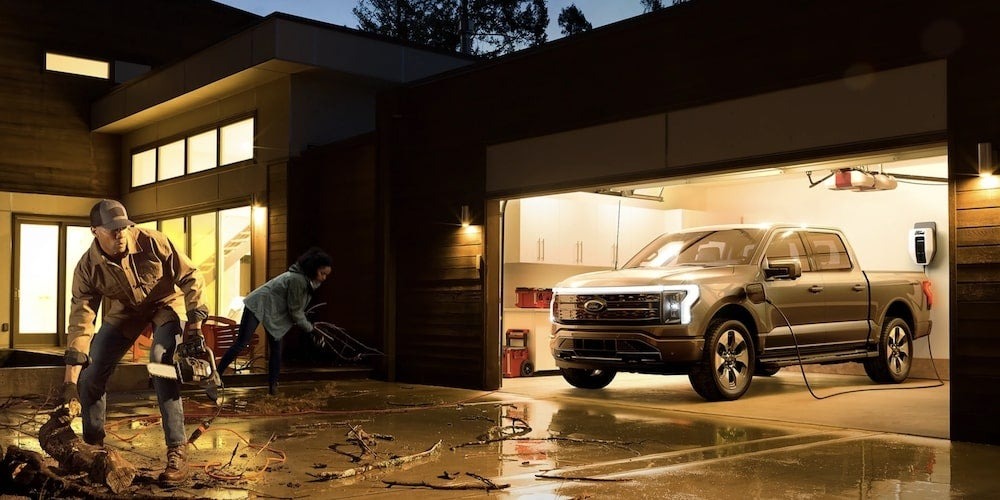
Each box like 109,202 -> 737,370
506,194 -> 617,266
506,194 -> 705,267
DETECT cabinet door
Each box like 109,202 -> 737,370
518,197 -> 559,263
557,195 -> 618,267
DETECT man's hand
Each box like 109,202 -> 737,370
181,324 -> 207,357
62,381 -> 81,417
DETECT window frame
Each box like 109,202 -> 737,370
129,114 -> 255,190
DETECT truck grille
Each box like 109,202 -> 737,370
553,293 -> 661,323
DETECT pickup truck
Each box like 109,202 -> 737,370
549,224 -> 933,401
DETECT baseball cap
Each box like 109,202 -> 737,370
90,199 -> 135,230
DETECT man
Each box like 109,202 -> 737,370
63,199 -> 214,484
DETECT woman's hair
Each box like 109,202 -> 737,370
296,247 -> 333,279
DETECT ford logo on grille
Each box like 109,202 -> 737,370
583,299 -> 607,313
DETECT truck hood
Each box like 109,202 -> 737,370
554,266 -> 736,289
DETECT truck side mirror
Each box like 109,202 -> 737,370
764,259 -> 802,280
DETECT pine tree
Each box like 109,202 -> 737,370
557,4 -> 591,37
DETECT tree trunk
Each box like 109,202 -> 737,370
36,406 -> 137,494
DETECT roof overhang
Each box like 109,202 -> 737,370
92,15 -> 473,134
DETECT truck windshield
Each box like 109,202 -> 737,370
623,228 -> 765,268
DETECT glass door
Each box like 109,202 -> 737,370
13,217 -> 91,347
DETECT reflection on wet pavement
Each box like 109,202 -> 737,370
1,377 -> 997,498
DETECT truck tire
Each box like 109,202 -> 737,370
560,368 -> 616,389
689,319 -> 755,401
864,317 -> 912,384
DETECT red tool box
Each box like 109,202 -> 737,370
502,329 -> 533,378
515,288 -> 553,308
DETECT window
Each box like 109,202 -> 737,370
765,230 -> 812,272
157,140 -> 185,181
132,149 -> 156,187
220,118 -> 254,165
187,130 -> 217,174
45,52 -> 109,79
806,232 -> 852,271
147,208 -> 253,321
130,117 -> 254,188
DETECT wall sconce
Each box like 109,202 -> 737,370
979,142 -> 995,177
460,205 -> 471,228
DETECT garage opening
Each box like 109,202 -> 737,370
498,146 -> 949,432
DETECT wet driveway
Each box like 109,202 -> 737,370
1,372 -> 996,498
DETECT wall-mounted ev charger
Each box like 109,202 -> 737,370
908,222 -> 936,266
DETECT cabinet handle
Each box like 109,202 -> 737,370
537,238 -> 542,261
542,238 -> 545,261
579,241 -> 584,263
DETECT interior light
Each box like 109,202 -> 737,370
45,52 -> 109,79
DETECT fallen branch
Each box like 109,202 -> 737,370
308,440 -> 442,482
37,406 -> 137,493
0,445 -> 111,499
466,471 -> 502,489
535,473 -> 634,482
382,479 -> 510,491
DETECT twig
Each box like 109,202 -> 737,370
535,473 -> 634,482
466,472 -> 501,489
382,479 -> 510,491
308,440 -> 442,482
225,443 -> 239,468
346,423 -> 378,458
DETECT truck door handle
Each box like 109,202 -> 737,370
808,285 -> 824,293
852,284 -> 866,291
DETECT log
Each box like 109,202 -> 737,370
37,406 -> 137,493
0,444 -> 112,499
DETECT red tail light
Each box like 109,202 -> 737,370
921,280 -> 933,309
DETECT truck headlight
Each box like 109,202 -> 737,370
662,285 -> 699,325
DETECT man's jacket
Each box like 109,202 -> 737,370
67,227 -> 208,357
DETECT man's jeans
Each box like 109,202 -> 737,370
77,321 -> 185,447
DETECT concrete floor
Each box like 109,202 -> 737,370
1,371 -> 995,499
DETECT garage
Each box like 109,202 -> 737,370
498,145 -> 950,437
380,0 -> 1000,446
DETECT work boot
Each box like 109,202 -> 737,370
158,445 -> 189,484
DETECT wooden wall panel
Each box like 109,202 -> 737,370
284,135 -> 381,371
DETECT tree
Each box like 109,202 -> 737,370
641,0 -> 665,12
353,0 -> 548,58
557,4 -> 591,37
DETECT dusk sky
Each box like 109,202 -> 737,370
217,0 -> 645,41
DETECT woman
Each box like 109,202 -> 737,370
216,247 -> 333,395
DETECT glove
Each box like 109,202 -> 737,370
62,382 -> 81,417
182,325 -> 207,356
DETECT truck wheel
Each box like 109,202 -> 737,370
520,361 -> 534,377
689,319 -> 755,401
560,368 -> 616,389
864,317 -> 912,384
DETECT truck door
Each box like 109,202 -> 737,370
803,231 -> 869,347
760,229 -> 827,350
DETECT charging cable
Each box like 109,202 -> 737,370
766,297 -> 944,400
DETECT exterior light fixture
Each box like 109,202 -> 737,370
461,205 -> 471,227
978,142 -> 995,177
